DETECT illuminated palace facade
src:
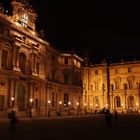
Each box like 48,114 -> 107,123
1,0 -> 140,117
0,0 -> 83,116
83,61 -> 140,113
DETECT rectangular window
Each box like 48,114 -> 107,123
52,70 -> 55,81
95,70 -> 98,75
64,58 -> 68,64
128,67 -> 132,73
0,95 -> 4,111
115,69 -> 119,74
36,62 -> 39,75
115,81 -> 120,90
64,73 -> 69,84
1,49 -> 8,69
64,93 -> 68,107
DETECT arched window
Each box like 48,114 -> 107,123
19,52 -> 26,73
114,96 -> 121,108
128,95 -> 134,108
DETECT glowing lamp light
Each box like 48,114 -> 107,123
30,98 -> 33,103
11,96 -> 14,101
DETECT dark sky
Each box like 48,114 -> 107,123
2,0 -> 140,63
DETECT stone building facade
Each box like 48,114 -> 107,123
1,0 -> 140,118
83,61 -> 140,113
0,0 -> 83,117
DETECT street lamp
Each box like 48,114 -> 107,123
76,102 -> 79,116
68,102 -> 71,116
84,103 -> 87,115
29,98 -> 33,118
59,101 -> 62,116
121,103 -> 124,114
136,103 -> 139,113
11,96 -> 14,111
48,100 -> 51,117
90,103 -> 92,114
95,104 -> 98,108
106,104 -> 108,110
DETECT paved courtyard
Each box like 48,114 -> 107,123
0,114 -> 140,140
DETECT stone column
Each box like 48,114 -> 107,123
16,47 -> 20,68
7,79 -> 11,107
0,48 -> 2,69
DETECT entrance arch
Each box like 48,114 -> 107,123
17,83 -> 26,111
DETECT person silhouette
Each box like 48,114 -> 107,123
9,110 -> 18,133
105,109 -> 113,127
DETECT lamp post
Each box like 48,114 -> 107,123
76,102 -> 79,116
68,102 -> 71,116
121,103 -> 124,114
59,101 -> 62,116
29,98 -> 33,118
11,96 -> 14,111
84,103 -> 87,115
48,100 -> 51,117
95,104 -> 98,108
90,104 -> 92,114
136,103 -> 139,113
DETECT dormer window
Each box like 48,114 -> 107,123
21,14 -> 29,27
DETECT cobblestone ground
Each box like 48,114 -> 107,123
0,114 -> 140,140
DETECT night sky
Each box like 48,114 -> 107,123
1,0 -> 140,63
